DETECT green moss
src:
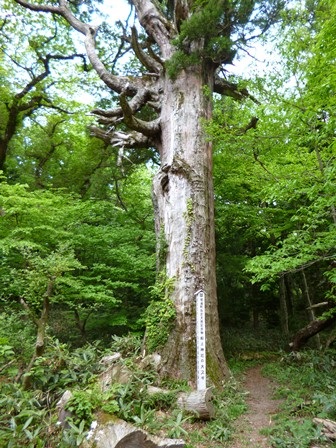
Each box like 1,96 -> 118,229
158,225 -> 168,271
166,51 -> 201,79
183,198 -> 194,261
96,411 -> 120,425
206,351 -> 224,387
145,297 -> 176,352
145,273 -> 176,353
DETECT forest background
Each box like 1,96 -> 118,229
0,0 -> 335,446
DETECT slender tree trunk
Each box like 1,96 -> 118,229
279,275 -> 289,337
301,270 -> 321,349
74,308 -> 92,338
152,63 -> 229,385
22,279 -> 53,389
285,275 -> 295,318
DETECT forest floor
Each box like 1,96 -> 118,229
229,365 -> 282,448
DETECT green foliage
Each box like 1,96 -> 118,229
0,383 -> 51,448
166,0 -> 234,78
66,390 -> 97,425
0,310 -> 35,365
221,322 -> 286,358
261,350 -> 336,447
165,51 -> 198,79
85,361 -> 175,429
145,274 -> 176,352
214,377 -> 247,422
146,390 -> 177,411
0,177 -> 155,347
164,410 -> 191,438
62,420 -> 88,447
0,339 -> 104,447
110,333 -> 142,357
207,0 -> 336,330
181,0 -> 225,40
0,342 -> 14,361
266,418 -> 324,448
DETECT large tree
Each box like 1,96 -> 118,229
12,0 -> 284,385
0,4 -> 91,172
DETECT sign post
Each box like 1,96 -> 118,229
195,289 -> 206,391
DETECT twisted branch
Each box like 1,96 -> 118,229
14,0 -> 140,94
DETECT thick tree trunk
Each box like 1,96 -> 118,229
152,63 -> 229,385
13,0 -> 231,387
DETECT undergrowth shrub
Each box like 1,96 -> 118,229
0,309 -> 35,365
262,349 -> 336,447
0,338 -> 104,447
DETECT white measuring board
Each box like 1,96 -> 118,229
195,289 -> 206,390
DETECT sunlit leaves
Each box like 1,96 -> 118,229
0,176 -> 155,325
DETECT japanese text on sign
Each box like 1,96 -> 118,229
195,289 -> 206,390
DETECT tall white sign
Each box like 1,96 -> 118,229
195,289 -> 206,390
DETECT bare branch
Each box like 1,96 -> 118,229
307,302 -> 329,310
132,0 -> 174,58
14,0 -> 140,95
131,26 -> 162,73
253,150 -> 277,180
40,96 -> 74,114
92,85 -> 162,122
15,0 -> 63,15
237,116 -> 259,135
15,53 -> 87,101
214,76 -> 260,104
17,95 -> 43,112
89,126 -> 153,149
119,91 -> 160,137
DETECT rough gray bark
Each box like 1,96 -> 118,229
152,63 -> 229,383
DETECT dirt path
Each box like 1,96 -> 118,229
230,365 -> 281,448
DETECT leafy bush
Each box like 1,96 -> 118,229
0,339 -> 104,447
267,418 -> 324,448
66,390 -> 97,425
0,310 -> 35,365
109,333 -> 142,357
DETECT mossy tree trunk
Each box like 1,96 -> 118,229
152,62 -> 229,384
